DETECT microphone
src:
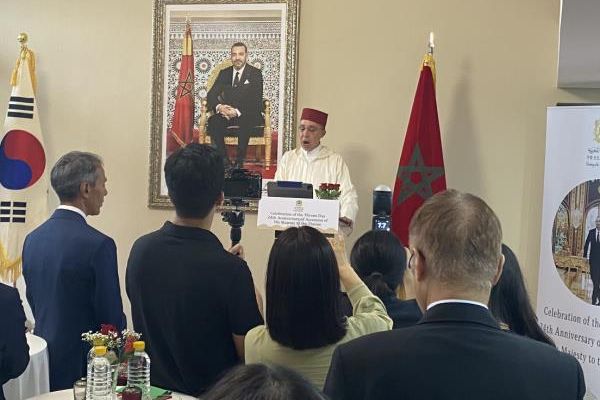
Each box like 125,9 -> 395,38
372,185 -> 392,231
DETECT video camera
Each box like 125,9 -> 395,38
223,168 -> 262,203
221,169 -> 262,246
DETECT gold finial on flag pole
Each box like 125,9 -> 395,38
11,32 -> 36,91
17,32 -> 29,48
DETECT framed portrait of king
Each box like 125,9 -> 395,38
148,0 -> 299,209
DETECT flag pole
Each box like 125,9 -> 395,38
424,32 -> 436,82
428,32 -> 435,55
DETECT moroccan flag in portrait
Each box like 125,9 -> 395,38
166,23 -> 195,154
391,53 -> 446,245
0,43 -> 48,285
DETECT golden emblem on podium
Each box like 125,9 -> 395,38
594,119 -> 600,143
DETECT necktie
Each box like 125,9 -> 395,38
233,71 -> 240,87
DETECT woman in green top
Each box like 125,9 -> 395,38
244,226 -> 393,389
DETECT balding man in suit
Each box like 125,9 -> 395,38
324,189 -> 585,400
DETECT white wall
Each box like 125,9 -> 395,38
2,0 -> 600,324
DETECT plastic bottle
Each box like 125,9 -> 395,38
127,341 -> 151,399
86,338 -> 104,365
86,345 -> 112,400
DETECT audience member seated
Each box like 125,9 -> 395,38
245,227 -> 392,389
126,144 -> 263,396
0,282 -> 30,400
324,189 -> 586,400
23,151 -> 126,390
350,230 -> 422,328
201,364 -> 326,400
489,244 -> 555,346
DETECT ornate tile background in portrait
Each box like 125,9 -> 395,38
149,0 -> 299,210
166,21 -> 282,135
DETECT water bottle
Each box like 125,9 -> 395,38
127,341 -> 151,399
86,345 -> 112,400
86,338 -> 103,365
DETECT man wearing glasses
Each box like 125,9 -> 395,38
275,107 -> 358,234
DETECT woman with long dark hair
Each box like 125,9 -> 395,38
489,244 -> 555,346
350,230 -> 422,328
244,226 -> 392,389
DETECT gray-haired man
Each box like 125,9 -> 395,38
23,151 -> 125,390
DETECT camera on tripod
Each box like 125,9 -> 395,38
221,168 -> 262,246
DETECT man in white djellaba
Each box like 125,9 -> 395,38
275,107 -> 358,234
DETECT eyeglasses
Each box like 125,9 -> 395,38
407,247 -> 422,271
298,125 -> 322,133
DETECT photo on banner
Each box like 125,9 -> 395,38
539,106 -> 600,398
148,0 -> 299,210
552,180 -> 600,305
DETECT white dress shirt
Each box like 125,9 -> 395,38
57,205 -> 86,220
231,65 -> 245,86
427,299 -> 488,311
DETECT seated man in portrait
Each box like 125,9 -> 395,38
207,42 -> 264,169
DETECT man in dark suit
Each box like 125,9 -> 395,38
126,144 -> 263,396
324,190 -> 586,400
0,282 -> 30,400
583,217 -> 600,305
22,151 -> 126,390
207,42 -> 263,168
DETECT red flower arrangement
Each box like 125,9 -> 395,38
316,183 -> 341,200
82,324 -> 141,364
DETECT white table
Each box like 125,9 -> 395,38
27,389 -> 196,400
3,333 -> 50,400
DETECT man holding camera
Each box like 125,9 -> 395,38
126,144 -> 263,396
275,108 -> 358,233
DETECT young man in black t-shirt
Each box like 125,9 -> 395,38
126,144 -> 263,396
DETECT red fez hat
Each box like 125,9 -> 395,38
301,108 -> 328,128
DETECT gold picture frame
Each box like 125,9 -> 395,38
148,0 -> 299,210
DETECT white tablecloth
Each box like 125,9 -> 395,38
27,389 -> 197,400
3,333 -> 50,400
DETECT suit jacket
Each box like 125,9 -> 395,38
206,63 -> 263,127
324,303 -> 585,400
0,283 -> 30,400
583,228 -> 600,277
22,209 -> 126,391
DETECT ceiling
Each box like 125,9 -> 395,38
557,0 -> 600,88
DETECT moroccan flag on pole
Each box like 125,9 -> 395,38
166,23 -> 195,155
391,52 -> 446,245
0,35 -> 48,284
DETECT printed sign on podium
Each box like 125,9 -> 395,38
257,197 -> 339,233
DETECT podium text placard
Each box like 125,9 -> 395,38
257,197 -> 339,233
